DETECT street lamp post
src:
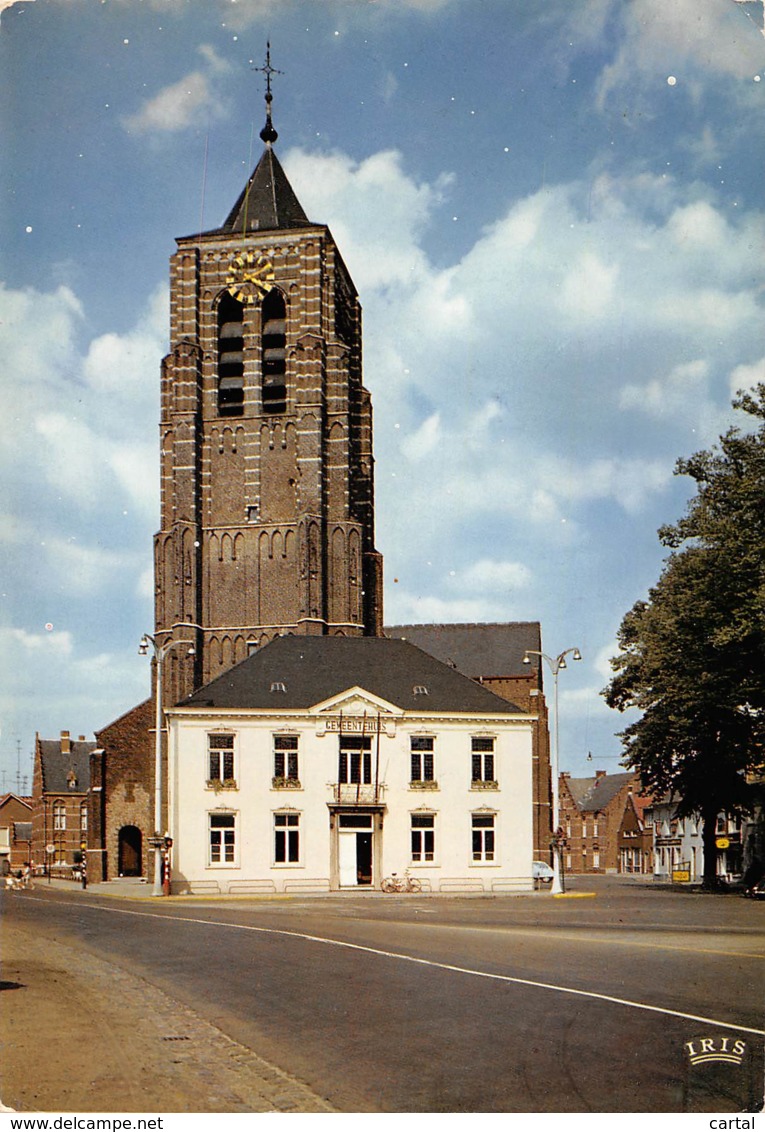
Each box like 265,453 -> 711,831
139,633 -> 195,896
523,646 -> 582,896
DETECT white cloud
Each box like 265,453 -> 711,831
445,559 -> 532,592
620,359 -> 710,417
400,412 -> 441,461
594,0 -> 765,110
1,627 -> 73,657
729,356 -> 765,399
122,47 -> 231,135
386,592 -> 511,625
560,252 -> 619,320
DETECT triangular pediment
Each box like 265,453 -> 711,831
312,687 -> 401,718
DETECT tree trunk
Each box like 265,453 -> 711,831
700,803 -> 720,890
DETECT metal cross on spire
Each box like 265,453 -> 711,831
254,41 -> 283,145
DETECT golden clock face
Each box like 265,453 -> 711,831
225,252 -> 274,304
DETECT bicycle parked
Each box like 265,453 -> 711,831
381,870 -> 422,893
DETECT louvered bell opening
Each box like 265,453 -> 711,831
263,382 -> 286,415
218,375 -> 244,417
219,321 -> 244,342
263,319 -> 286,338
219,351 -> 244,373
263,348 -> 286,378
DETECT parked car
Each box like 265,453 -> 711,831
532,860 -> 554,883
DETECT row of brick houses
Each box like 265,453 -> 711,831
558,769 -> 653,875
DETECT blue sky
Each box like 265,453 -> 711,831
1,0 -> 764,791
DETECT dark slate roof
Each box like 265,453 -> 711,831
39,740 -> 94,793
564,772 -> 636,813
178,634 -> 525,714
201,146 -> 310,237
385,623 -> 542,680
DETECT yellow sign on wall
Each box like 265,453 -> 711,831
672,869 -> 691,883
716,837 -> 730,849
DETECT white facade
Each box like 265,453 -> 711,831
166,686 -> 534,895
650,801 -> 744,882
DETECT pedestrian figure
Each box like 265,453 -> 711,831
21,862 -> 33,889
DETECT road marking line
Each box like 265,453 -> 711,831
27,897 -> 765,1038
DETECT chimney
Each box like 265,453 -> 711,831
60,730 -> 71,754
595,769 -> 606,779
78,735 -> 86,742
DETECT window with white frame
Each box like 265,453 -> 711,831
338,735 -> 372,784
273,735 -> 299,784
209,813 -> 236,865
411,813 -> 435,862
80,801 -> 88,832
274,812 -> 300,864
208,733 -> 236,785
410,737 -> 435,784
471,813 -> 495,862
53,801 -> 66,831
471,737 -> 496,784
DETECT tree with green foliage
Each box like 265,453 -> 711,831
604,385 -> 765,888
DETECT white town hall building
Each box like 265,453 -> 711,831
166,635 -> 535,894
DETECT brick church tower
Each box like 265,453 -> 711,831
154,71 -> 383,705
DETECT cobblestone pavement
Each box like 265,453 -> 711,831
0,917 -> 336,1114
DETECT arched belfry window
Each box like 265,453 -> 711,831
217,293 -> 245,417
262,289 -> 287,414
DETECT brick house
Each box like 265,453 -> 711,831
31,732 -> 94,870
616,791 -> 653,874
559,769 -> 645,874
0,793 -> 33,872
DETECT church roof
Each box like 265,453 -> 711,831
203,146 -> 310,237
177,634 -> 525,714
385,622 -> 542,680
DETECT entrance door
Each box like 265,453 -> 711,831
337,814 -> 373,887
118,825 -> 142,876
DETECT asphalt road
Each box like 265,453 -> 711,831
3,876 -> 763,1112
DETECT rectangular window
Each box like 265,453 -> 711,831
53,803 -> 66,831
80,803 -> 88,832
472,814 -> 495,862
208,733 -> 235,783
410,736 -> 434,782
411,814 -> 435,862
209,813 -> 236,865
338,735 -> 372,784
471,737 -> 495,783
274,735 -> 299,781
274,813 -> 300,864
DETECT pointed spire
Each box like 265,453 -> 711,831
220,147 -> 309,233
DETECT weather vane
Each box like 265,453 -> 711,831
253,42 -> 283,145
